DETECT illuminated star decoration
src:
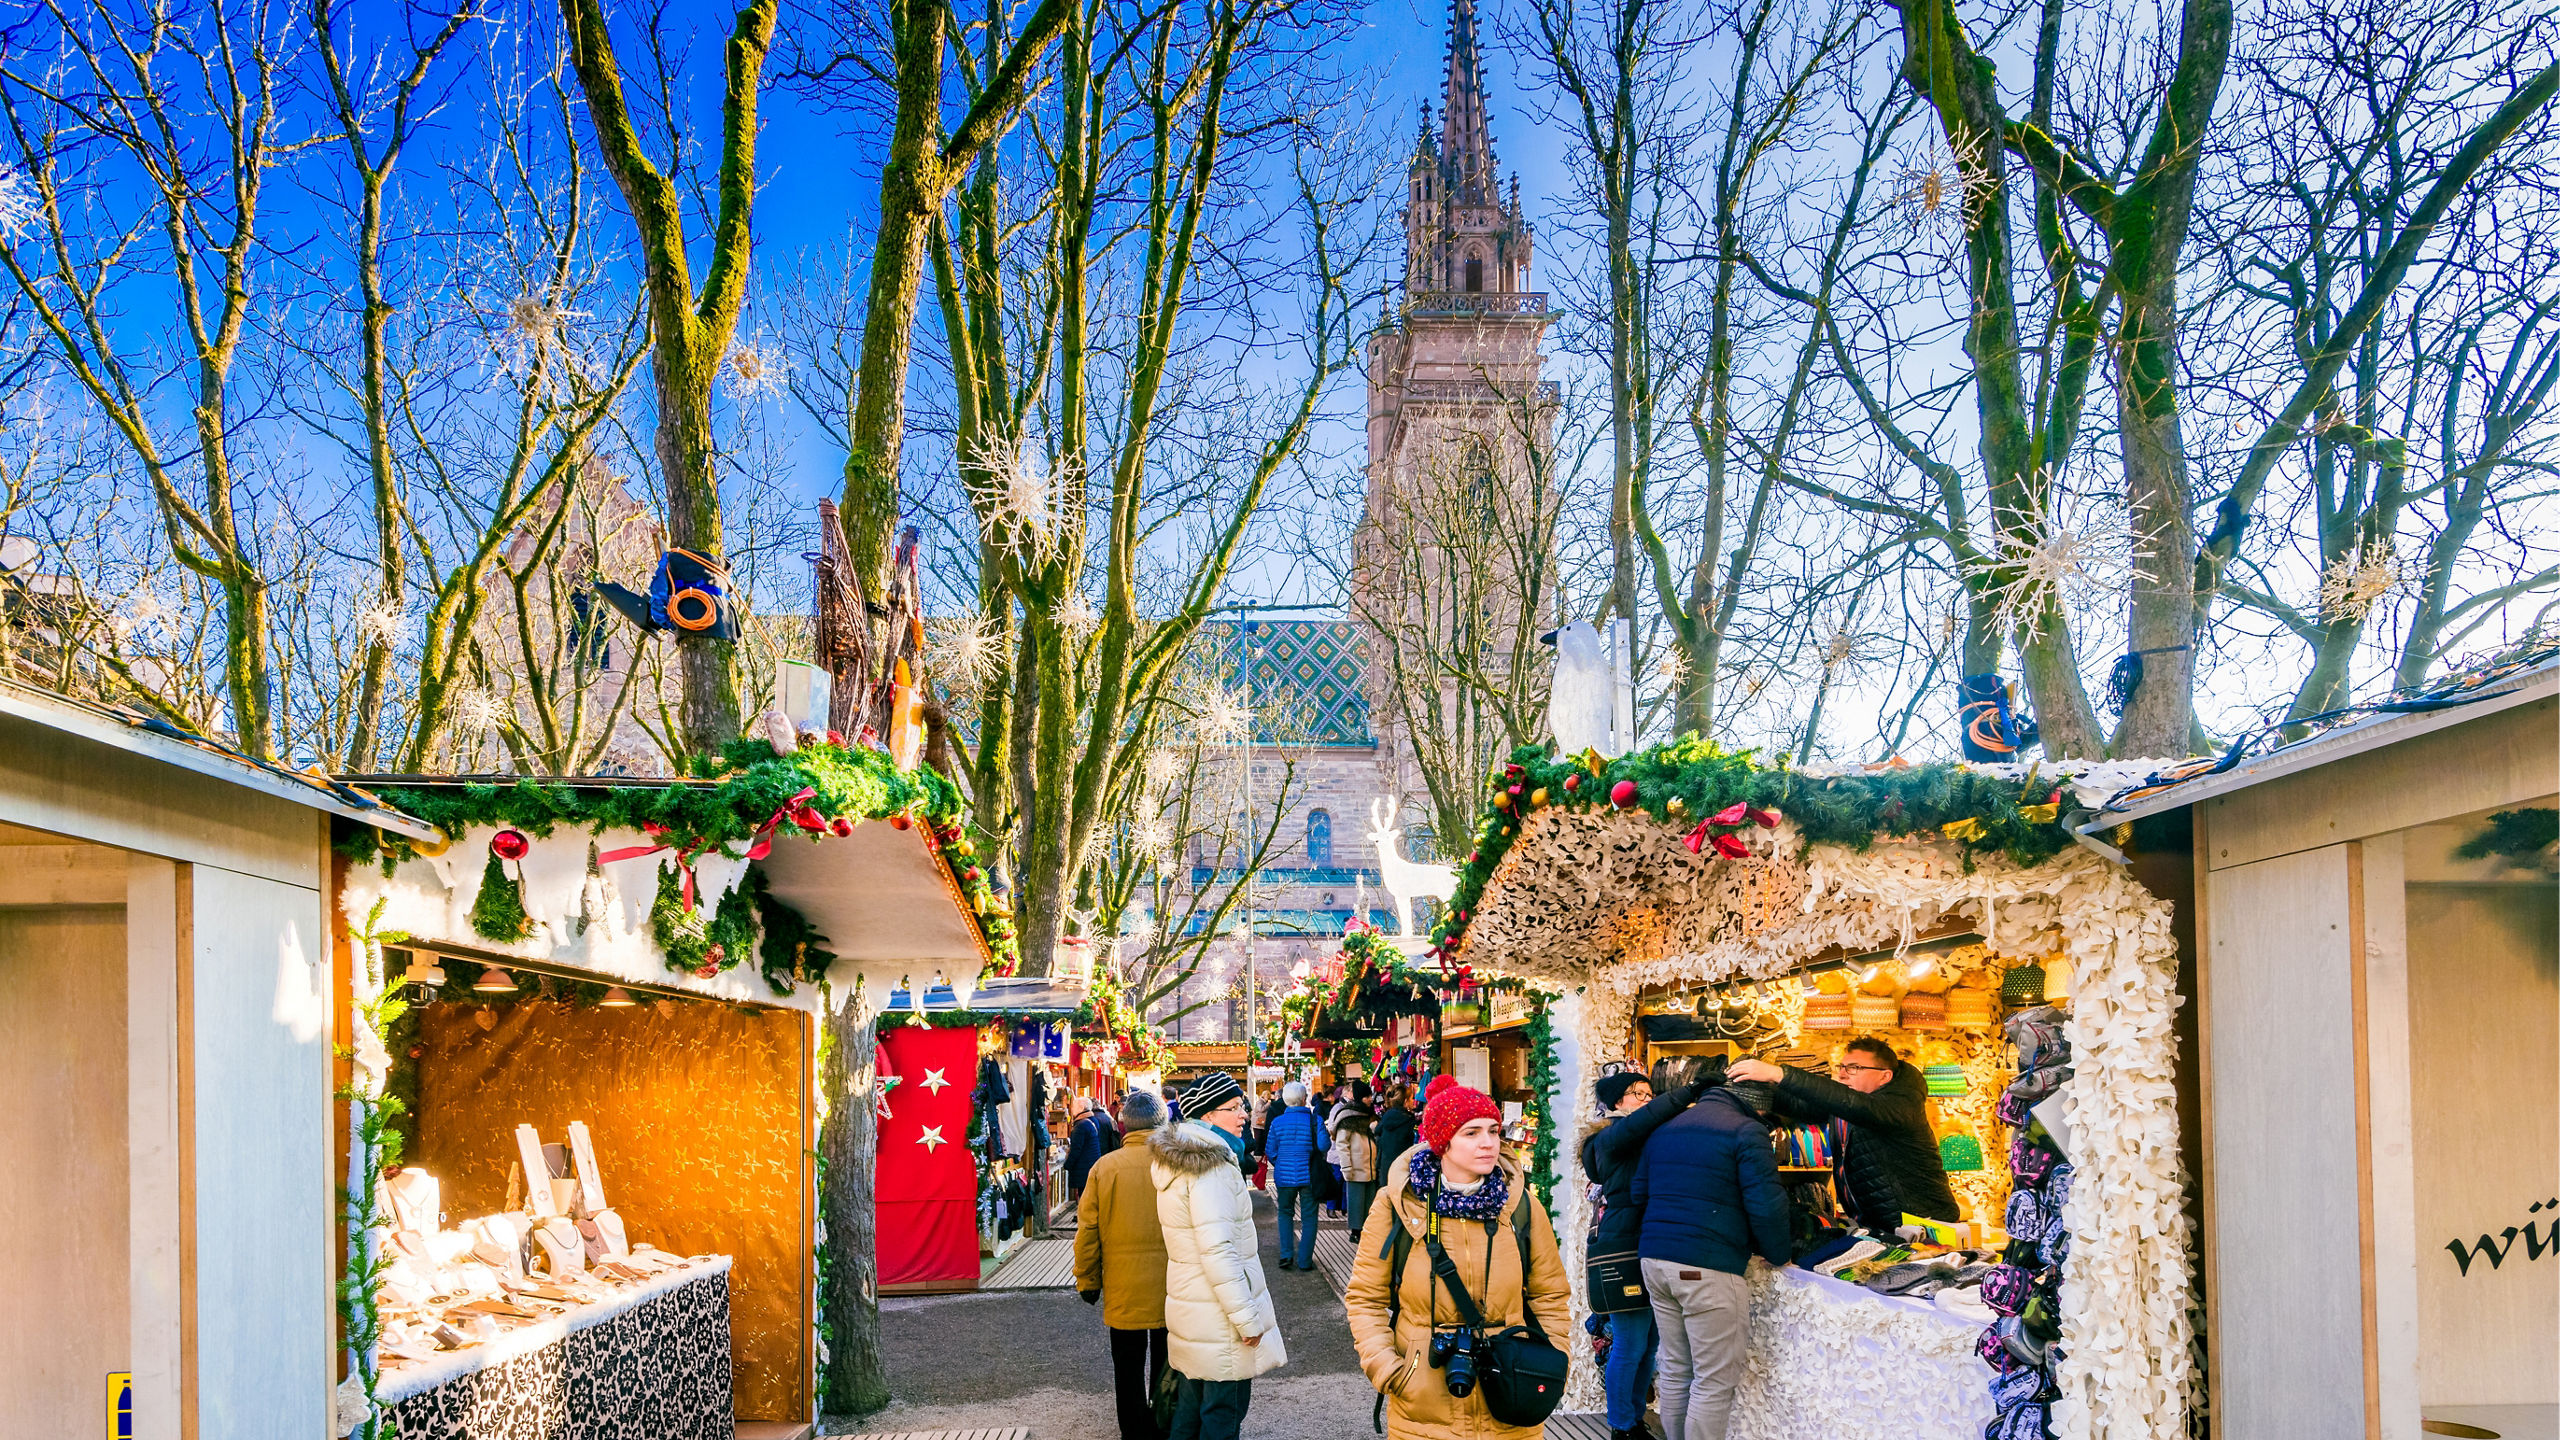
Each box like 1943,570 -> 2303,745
916,1125 -> 947,1153
918,1067 -> 951,1094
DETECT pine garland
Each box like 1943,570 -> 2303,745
1431,739 -> 2079,960
1524,996 -> 1559,1209
336,740 -> 1017,981
337,901 -> 407,1440
2453,806 -> 2557,864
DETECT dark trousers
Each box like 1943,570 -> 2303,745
1110,1326 -> 1168,1440
1168,1374 -> 1251,1440
1276,1183 -> 1319,1268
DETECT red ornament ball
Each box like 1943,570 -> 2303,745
490,828 -> 531,861
1563,774 -> 1581,792
824,729 -> 845,746
1609,779 -> 1638,808
829,817 -> 857,838
890,813 -> 913,831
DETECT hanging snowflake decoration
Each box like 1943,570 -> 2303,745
358,600 -> 405,645
1823,629 -> 1855,673
1143,746 -> 1186,792
1055,589 -> 1100,636
496,293 -> 587,378
1966,478 -> 2159,642
1129,813 -> 1175,864
969,435 -> 1059,553
449,685 -> 508,736
1198,684 -> 1252,743
927,612 -> 1005,687
0,166 -> 39,239
724,339 -> 788,402
1893,122 -> 2000,251
1656,645 -> 1692,688
2317,538 -> 2403,622
111,587 -> 174,646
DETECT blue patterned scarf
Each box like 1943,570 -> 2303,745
1407,1146 -> 1510,1222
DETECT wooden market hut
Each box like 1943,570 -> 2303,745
0,680 -> 440,1439
2078,653 -> 2556,1440
331,746 -> 1007,1437
1436,743 -> 2199,1439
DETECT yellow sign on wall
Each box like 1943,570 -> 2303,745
107,1372 -> 133,1440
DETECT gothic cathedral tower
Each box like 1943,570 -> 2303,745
1355,0 -> 1554,856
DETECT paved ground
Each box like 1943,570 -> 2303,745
829,1190 -> 1372,1439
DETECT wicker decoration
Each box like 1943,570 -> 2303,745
1947,989 -> 1995,1029
1924,1063 -> 1968,1096
1850,993 -> 1897,1030
1999,962 -> 2049,1007
1899,992 -> 1949,1030
1940,1133 -> 1985,1171
1803,994 -> 1852,1030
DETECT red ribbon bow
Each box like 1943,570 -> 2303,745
600,823 -> 701,910
745,788 -> 825,860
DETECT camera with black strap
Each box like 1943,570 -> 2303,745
1368,1195 -> 1569,1431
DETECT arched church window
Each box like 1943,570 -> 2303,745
1465,255 -> 1484,292
1307,808 -> 1333,866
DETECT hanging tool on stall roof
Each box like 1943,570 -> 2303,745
593,548 -> 740,640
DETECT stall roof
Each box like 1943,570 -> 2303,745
2082,653 -> 2558,830
0,678 -> 439,839
886,975 -> 1086,1014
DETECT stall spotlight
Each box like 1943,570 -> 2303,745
473,966 -> 521,995
399,954 -> 447,992
599,986 -> 636,1008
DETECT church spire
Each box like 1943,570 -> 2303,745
1439,0 -> 1498,204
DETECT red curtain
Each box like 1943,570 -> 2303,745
875,1025 -> 983,1286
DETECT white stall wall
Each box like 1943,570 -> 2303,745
2408,879 -> 2559,1408
188,863 -> 334,1440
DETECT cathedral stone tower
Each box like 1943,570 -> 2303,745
1356,0 -> 1554,855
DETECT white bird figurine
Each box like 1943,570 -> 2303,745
1545,621 -> 1616,756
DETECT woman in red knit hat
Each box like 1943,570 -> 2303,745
1343,1077 -> 1572,1438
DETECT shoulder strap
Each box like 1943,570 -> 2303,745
1422,1232 -> 1492,1329
1375,1205 -> 1412,1436
1512,1202 -> 1549,1345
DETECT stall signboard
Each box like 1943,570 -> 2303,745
1166,1042 -> 1249,1068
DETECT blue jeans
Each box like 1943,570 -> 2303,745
1604,1304 -> 1658,1431
1275,1183 -> 1319,1268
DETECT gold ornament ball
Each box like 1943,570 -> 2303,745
1666,797 -> 1687,817
1529,788 -> 1549,807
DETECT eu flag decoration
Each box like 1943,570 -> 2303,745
1957,673 -> 2035,761
594,548 -> 739,640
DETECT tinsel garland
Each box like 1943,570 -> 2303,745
336,740 -> 1017,977
335,900 -> 407,1440
1430,739 -> 2078,961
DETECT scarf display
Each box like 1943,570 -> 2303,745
1407,1146 -> 1511,1223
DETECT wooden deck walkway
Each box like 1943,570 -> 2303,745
835,1430 -> 1031,1440
981,1237 -> 1078,1290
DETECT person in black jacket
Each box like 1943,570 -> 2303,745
1064,1096 -> 1120,1201
1632,1081 -> 1791,1440
1372,1083 -> 1420,1168
1581,1066 -> 1706,1440
1731,1037 -> 1960,1228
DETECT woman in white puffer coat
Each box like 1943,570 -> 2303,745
1152,1072 -> 1287,1440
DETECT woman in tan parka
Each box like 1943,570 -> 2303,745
1345,1077 -> 1573,1439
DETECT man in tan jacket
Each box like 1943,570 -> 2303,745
1078,1089 -> 1173,1440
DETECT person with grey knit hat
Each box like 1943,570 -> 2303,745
1079,1089 -> 1174,1440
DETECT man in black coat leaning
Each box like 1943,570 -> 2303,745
1580,1062 -> 1709,1440
1064,1095 -> 1121,1202
1632,1080 -> 1792,1440
1730,1036 -> 1960,1229
1372,1083 -> 1420,1166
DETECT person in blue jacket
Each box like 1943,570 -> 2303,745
1261,1081 -> 1324,1271
1631,1079 -> 1792,1440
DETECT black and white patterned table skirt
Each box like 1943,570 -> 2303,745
386,1270 -> 734,1440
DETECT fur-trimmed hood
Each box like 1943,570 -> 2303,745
1149,1120 -> 1240,1177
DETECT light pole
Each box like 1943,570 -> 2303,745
1239,618 -> 1259,1108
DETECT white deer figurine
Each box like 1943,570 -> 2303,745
1368,796 -> 1458,938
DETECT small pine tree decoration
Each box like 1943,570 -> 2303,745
468,851 -> 533,942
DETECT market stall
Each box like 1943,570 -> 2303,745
1432,743 -> 2195,1440
332,737 -> 1010,1439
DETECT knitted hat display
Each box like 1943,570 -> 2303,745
1898,992 -> 1949,1030
1939,1133 -> 1985,1171
1803,994 -> 1852,1030
1923,1063 -> 1969,1096
1946,989 -> 1995,1029
1999,962 -> 2050,1007
1179,1071 -> 1245,1121
1850,993 -> 1898,1030
1420,1080 -> 1502,1153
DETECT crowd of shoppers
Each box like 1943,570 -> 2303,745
1063,1037 -> 1937,1440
